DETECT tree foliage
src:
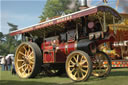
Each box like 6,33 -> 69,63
0,32 -> 4,42
0,23 -> 21,56
39,0 -> 79,21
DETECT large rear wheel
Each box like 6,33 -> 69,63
92,51 -> 111,77
66,50 -> 92,81
15,42 -> 42,78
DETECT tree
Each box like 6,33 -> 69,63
8,22 -> 18,32
0,32 -> 7,55
39,0 -> 79,21
0,23 -> 21,56
8,22 -> 18,40
6,22 -> 20,54
0,32 -> 4,43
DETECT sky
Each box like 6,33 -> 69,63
1,0 -> 47,34
0,0 -> 125,34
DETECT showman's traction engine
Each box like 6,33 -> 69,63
10,0 -> 122,81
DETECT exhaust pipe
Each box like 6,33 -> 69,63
79,0 -> 88,7
79,0 -> 88,10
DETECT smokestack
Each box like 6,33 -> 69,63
79,0 -> 88,7
79,0 -> 89,10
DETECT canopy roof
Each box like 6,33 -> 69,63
120,13 -> 128,18
10,5 -> 121,36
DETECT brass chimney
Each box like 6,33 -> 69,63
79,0 -> 88,10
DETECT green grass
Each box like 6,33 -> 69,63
0,68 -> 128,85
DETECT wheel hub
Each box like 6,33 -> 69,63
76,63 -> 79,67
24,57 -> 29,64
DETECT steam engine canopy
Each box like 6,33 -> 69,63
9,6 -> 121,37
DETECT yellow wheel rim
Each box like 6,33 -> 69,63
66,53 -> 89,81
15,43 -> 35,78
92,52 -> 110,77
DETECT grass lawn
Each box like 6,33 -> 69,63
0,67 -> 128,85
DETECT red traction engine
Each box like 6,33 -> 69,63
10,5 -> 121,81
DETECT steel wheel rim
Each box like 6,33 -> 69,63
66,53 -> 89,81
15,44 -> 35,78
92,53 -> 109,77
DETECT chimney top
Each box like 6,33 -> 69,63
79,0 -> 88,10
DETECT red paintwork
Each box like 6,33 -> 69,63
67,42 -> 76,54
58,43 -> 67,55
43,51 -> 54,63
44,46 -> 53,50
109,29 -> 128,41
96,34 -> 116,46
55,43 -> 67,63
41,40 -> 76,63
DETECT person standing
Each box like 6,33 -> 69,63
11,60 -> 16,75
1,56 -> 6,71
6,55 -> 12,71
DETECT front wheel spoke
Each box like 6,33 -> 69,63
28,65 -> 32,73
25,65 -> 28,72
28,67 -> 31,73
29,65 -> 33,71
22,66 -> 28,74
23,46 -> 28,56
29,59 -> 34,64
29,56 -> 34,60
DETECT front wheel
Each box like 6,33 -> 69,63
66,50 -> 92,81
92,51 -> 111,77
15,42 -> 42,78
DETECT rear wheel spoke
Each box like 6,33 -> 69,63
76,54 -> 79,63
70,60 -> 75,65
73,56 -> 77,62
92,52 -> 111,77
71,68 -> 75,72
66,51 -> 92,81
82,65 -> 88,68
80,68 -> 87,73
74,70 -> 78,76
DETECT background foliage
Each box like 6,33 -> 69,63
39,0 -> 79,21
0,23 -> 21,56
